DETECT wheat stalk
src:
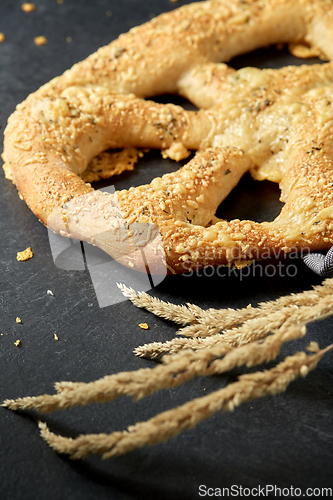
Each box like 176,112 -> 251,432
134,289 -> 333,358
117,283 -> 199,325
119,278 -> 333,336
0,323 -> 317,414
3,279 -> 333,461
35,345 -> 331,460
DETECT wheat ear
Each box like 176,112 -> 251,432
35,346 -> 331,460
0,324 -> 313,414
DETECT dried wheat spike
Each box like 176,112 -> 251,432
35,346 -> 331,460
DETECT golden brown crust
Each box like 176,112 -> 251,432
3,0 -> 333,274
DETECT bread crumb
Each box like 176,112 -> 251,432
66,36 -> 72,43
106,10 -> 112,17
34,36 -> 47,46
139,323 -> 149,330
16,317 -> 22,324
247,303 -> 252,309
54,334 -> 59,341
14,340 -> 21,347
57,0 -> 64,3
170,0 -> 178,3
21,3 -> 35,12
0,33 -> 5,43
17,247 -> 33,261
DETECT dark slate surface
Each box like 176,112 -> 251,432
0,1 -> 333,499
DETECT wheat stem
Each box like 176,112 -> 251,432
134,293 -> 333,358
36,346 -> 331,460
0,324 -> 310,414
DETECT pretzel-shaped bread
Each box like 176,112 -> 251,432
3,0 -> 333,274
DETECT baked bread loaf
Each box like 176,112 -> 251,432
3,0 -> 333,274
